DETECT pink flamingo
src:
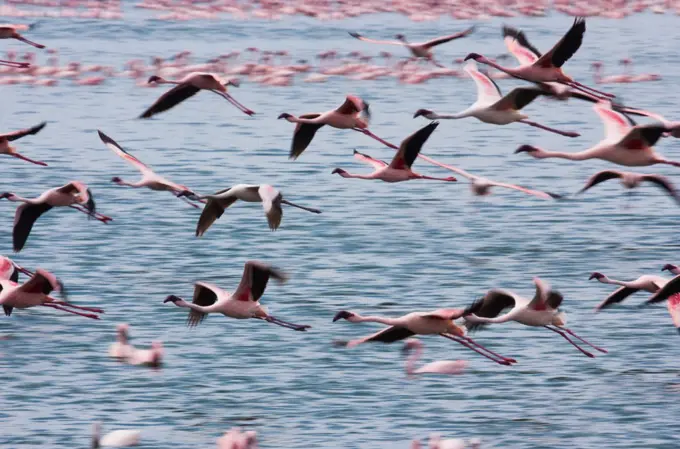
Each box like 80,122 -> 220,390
463,277 -> 607,358
278,95 -> 397,159
589,272 -> 669,311
466,18 -> 613,99
140,72 -> 254,118
0,255 -> 32,282
577,170 -> 680,204
0,181 -> 112,252
0,269 -> 102,319
332,122 -> 457,183
402,339 -> 467,377
591,61 -> 630,84
109,323 -> 163,368
164,261 -> 311,331
97,131 -> 202,208
332,309 -> 517,365
620,58 -> 661,82
0,122 -> 47,166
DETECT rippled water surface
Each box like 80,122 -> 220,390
2,10 -> 680,449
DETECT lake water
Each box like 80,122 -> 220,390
1,9 -> 680,449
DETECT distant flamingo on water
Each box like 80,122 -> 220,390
140,72 -> 254,118
278,95 -> 396,159
332,308 -> 516,365
402,339 -> 467,378
164,261 -> 311,332
0,269 -> 102,319
0,122 -> 47,166
0,181 -> 112,252
332,122 -> 457,183
463,277 -> 607,358
465,18 -> 614,100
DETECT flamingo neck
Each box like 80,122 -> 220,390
337,172 -> 376,180
352,314 -> 401,326
4,194 -> 30,203
539,149 -> 594,161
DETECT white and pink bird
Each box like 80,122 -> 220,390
402,339 -> 467,378
0,122 -> 47,166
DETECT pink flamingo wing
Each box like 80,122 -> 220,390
422,308 -> 463,320
464,61 -> 502,105
593,102 -> 631,141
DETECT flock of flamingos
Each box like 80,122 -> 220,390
2,12 -> 680,449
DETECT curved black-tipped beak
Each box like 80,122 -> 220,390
514,145 -> 537,154
662,264 -> 677,272
463,52 -> 481,61
164,295 -> 181,304
277,113 -> 291,120
589,272 -> 604,280
332,310 -> 353,322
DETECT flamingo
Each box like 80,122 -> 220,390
109,323 -> 133,359
278,95 -> 397,159
0,122 -> 47,166
125,341 -> 164,368
0,181 -> 112,252
515,101 -> 676,168
412,61 -> 579,137
139,72 -> 254,118
348,27 -> 475,67
591,61 -> 630,84
589,272 -> 668,311
620,58 -> 661,82
178,184 -> 320,236
463,277 -> 607,357
465,18 -> 614,99
0,269 -> 102,319
0,24 -> 45,49
576,170 -> 680,203
92,422 -> 141,448
0,255 -> 32,282
217,428 -> 258,449
332,122 -> 457,183
97,131 -> 202,208
332,309 -> 516,366
413,435 -> 482,449
402,339 -> 467,377
163,261 -> 311,332
642,275 -> 680,330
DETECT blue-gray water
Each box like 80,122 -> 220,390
2,10 -> 680,449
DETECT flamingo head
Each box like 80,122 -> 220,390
413,108 -> 433,119
464,52 -> 484,62
514,145 -> 545,158
116,323 -> 129,341
147,75 -> 162,84
0,192 -> 14,200
662,264 -> 678,272
589,272 -> 605,280
332,310 -> 356,322
163,295 -> 184,305
592,61 -> 603,68
395,33 -> 407,41
277,113 -> 292,120
110,176 -> 124,185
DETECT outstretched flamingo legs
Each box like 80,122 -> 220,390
68,205 -> 113,223
42,303 -> 100,319
215,91 -> 255,116
0,60 -> 29,68
544,326 -> 608,357
440,333 -> 516,365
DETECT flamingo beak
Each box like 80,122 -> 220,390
332,310 -> 354,322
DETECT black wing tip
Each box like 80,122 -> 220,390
349,31 -> 361,38
97,130 -> 113,143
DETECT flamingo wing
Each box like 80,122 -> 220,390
233,261 -> 287,303
18,269 -> 61,296
502,25 -> 541,65
464,61 -> 502,106
12,202 -> 52,252
259,185 -> 283,230
619,124 -> 668,150
187,282 -> 220,327
97,130 -> 152,175
348,32 -> 406,47
353,149 -> 388,169
536,17 -> 585,69
3,305 -> 12,316
646,274 -> 680,305
527,277 -> 551,310
641,175 -> 680,204
421,308 -> 464,320
595,286 -> 640,311
491,87 -> 547,111
390,122 -> 439,170
343,326 -> 416,347
289,114 -> 325,160
593,101 -> 633,141
1,122 -> 46,141
195,196 -> 238,237
335,95 -> 366,115
422,27 -> 475,48
463,289 -> 517,331
577,170 -> 624,194
139,83 -> 201,119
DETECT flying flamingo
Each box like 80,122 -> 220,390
0,122 -> 47,166
177,184 -> 321,236
576,170 -> 680,203
97,131 -> 202,208
465,18 -> 614,99
332,309 -> 517,366
332,122 -> 457,182
515,101 -> 676,167
588,272 -> 668,311
412,61 -> 579,137
0,181 -> 112,252
0,255 -> 32,282
641,275 -> 680,331
139,73 -> 254,118
92,422 -> 141,448
163,261 -> 311,332
348,27 -> 475,67
278,95 -> 397,160
402,339 -> 467,377
0,269 -> 102,319
0,24 -> 45,50
463,278 -> 607,358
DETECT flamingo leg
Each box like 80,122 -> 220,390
461,335 -> 518,364
418,175 -> 457,182
12,153 -> 47,166
555,327 -> 608,353
41,303 -> 100,319
563,81 -> 615,99
49,301 -> 104,314
544,325 -> 594,357
69,205 -> 113,223
0,59 -> 29,68
177,195 -> 200,208
352,128 -> 399,149
440,333 -> 513,365
260,316 -> 311,332
15,35 -> 45,49
217,91 -> 255,116
519,120 -> 580,138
